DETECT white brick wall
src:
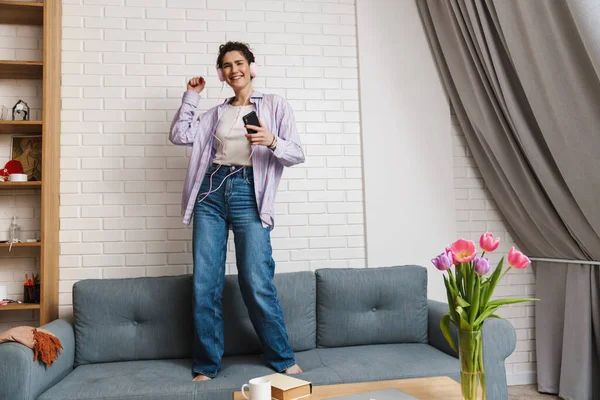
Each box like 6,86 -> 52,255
55,0 -> 365,319
452,114 -> 536,381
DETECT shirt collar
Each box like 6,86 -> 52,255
221,90 -> 264,106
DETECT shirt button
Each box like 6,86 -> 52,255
132,321 -> 138,326
371,307 -> 377,312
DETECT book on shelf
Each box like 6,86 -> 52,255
260,373 -> 312,400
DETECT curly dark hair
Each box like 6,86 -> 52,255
216,41 -> 256,69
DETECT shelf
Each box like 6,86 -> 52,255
0,242 -> 41,248
0,1 -> 44,25
0,60 -> 43,79
0,181 -> 42,189
0,120 -> 43,134
1,0 -> 61,325
0,303 -> 40,311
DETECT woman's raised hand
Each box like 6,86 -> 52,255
187,77 -> 206,94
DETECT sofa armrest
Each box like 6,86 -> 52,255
482,317 -> 516,400
0,319 -> 75,400
427,299 -> 458,358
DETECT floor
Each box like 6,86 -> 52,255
508,385 -> 562,400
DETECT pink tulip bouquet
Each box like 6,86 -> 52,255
431,232 -> 537,400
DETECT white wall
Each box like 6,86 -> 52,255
355,0 -> 454,301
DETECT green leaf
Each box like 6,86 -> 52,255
455,306 -> 471,330
488,257 -> 504,292
468,262 -> 476,302
480,257 -> 504,309
444,276 -> 460,323
440,313 -> 458,353
449,269 -> 460,294
479,283 -> 489,315
487,297 -> 539,307
464,263 -> 472,300
469,274 -> 481,325
456,263 -> 464,297
473,304 -> 501,327
455,295 -> 470,308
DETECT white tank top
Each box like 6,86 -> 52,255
212,104 -> 255,167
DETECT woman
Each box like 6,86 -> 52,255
169,41 -> 305,381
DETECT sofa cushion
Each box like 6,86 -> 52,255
73,271 -> 316,365
37,351 -> 340,400
73,275 -> 193,366
316,343 -> 460,383
223,271 -> 316,356
316,266 -> 428,347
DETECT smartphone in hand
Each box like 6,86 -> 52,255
242,111 -> 260,134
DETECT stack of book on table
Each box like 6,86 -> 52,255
260,373 -> 312,400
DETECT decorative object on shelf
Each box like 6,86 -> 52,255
0,284 -> 6,302
9,173 -> 27,182
0,159 -> 24,182
0,326 -> 63,367
7,216 -> 21,252
24,273 -> 40,303
11,135 -> 41,181
8,216 -> 21,243
12,99 -> 30,121
0,105 -> 8,120
431,233 -> 538,400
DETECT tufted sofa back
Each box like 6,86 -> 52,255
72,272 -> 316,366
315,266 -> 428,347
71,266 -> 427,366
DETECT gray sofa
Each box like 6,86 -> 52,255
0,265 -> 516,400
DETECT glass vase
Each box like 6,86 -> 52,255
458,329 -> 486,400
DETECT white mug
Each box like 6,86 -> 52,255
241,377 -> 271,400
0,285 -> 6,301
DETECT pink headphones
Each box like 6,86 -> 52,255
216,62 -> 257,82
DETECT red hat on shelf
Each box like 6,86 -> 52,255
1,160 -> 24,179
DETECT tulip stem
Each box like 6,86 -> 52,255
499,266 -> 512,282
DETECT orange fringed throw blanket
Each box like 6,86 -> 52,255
0,326 -> 63,367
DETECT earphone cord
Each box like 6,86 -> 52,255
196,84 -> 257,204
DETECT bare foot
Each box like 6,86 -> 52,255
192,374 -> 212,382
284,364 -> 303,374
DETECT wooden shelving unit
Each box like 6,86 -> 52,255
0,60 -> 43,79
0,303 -> 41,311
0,0 -> 61,325
0,121 -> 43,134
0,1 -> 44,25
0,242 -> 42,248
0,181 -> 42,189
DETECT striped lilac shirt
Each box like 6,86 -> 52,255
169,90 -> 305,229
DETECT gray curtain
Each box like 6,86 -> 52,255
416,1 -> 600,399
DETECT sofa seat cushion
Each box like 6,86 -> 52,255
316,343 -> 460,383
37,351 -> 340,400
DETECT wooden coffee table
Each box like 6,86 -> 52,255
232,376 -> 463,399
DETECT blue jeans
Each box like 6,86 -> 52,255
192,164 -> 296,378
